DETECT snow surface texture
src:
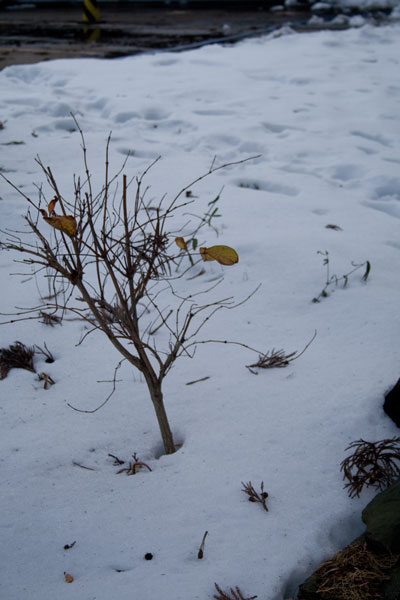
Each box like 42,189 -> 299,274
1,21 -> 400,600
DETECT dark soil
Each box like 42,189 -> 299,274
0,2 -> 392,70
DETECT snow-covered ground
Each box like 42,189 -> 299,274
1,17 -> 400,600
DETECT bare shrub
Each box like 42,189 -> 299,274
0,120 -> 258,454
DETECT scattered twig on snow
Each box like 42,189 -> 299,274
34,342 -> 55,363
38,372 -> 55,389
63,541 -> 76,550
246,330 -> 316,374
39,311 -> 62,326
185,376 -> 210,386
197,531 -> 208,559
112,452 -> 152,475
72,461 -> 96,471
214,583 -> 257,600
241,481 -> 269,512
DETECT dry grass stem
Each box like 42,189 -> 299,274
340,437 -> 400,498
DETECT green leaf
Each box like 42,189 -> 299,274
362,260 -> 371,282
192,238 -> 198,250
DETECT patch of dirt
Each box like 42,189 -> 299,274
0,2 -> 392,70
0,3 -> 314,70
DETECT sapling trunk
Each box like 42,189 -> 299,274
146,377 -> 175,455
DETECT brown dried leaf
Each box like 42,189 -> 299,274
43,215 -> 77,237
64,573 -> 74,583
175,236 -> 188,251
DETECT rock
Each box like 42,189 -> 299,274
362,479 -> 400,554
381,565 -> 400,600
384,378 -> 400,428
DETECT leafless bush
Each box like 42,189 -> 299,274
0,120 -> 258,454
340,438 -> 400,498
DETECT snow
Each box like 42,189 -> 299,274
1,18 -> 400,600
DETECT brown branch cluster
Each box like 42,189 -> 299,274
340,438 -> 400,498
241,481 -> 269,512
214,583 -> 257,600
246,331 -> 316,374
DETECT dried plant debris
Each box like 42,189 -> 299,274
312,251 -> 370,303
197,531 -> 208,559
325,224 -> 343,231
109,452 -> 152,475
63,541 -> 76,550
38,372 -> 55,390
214,583 -> 257,600
246,331 -> 316,374
39,311 -> 62,326
34,342 -> 55,364
340,438 -> 400,498
246,348 -> 297,372
315,542 -> 399,600
241,481 -> 269,512
0,341 -> 36,379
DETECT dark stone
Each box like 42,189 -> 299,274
297,572 -> 321,600
384,378 -> 400,428
381,565 -> 400,600
362,479 -> 400,554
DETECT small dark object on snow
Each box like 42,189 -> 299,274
0,341 -> 36,379
384,378 -> 400,428
63,541 -> 76,550
144,553 -> 153,560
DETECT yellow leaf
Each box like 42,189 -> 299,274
175,237 -> 188,251
64,573 -> 74,583
199,245 -> 239,266
43,215 -> 77,237
199,247 -> 215,261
